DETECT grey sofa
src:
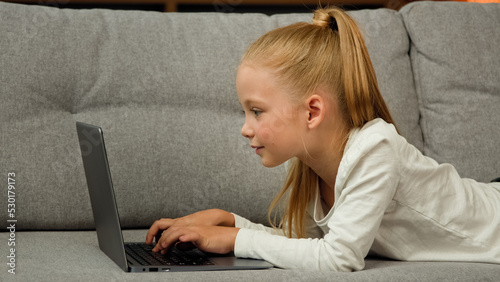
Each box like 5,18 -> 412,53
1,1 -> 499,281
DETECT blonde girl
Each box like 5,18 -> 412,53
146,7 -> 500,271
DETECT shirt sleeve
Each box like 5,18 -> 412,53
232,206 -> 324,239
232,213 -> 284,236
234,130 -> 400,271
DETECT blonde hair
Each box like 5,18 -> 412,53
241,7 -> 396,238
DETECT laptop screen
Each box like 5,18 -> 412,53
77,122 -> 129,272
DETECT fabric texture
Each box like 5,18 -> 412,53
401,2 -> 500,183
0,3 -> 286,230
1,0 -> 500,280
2,230 -> 500,281
234,119 -> 500,270
0,2 -> 419,231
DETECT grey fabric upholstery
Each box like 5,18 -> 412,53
0,2 -> 419,231
401,2 -> 500,182
1,1 -> 499,280
6,230 -> 500,281
1,4 -> 286,231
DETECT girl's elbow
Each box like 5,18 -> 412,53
317,245 -> 366,272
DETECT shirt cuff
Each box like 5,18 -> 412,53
234,227 -> 267,260
231,213 -> 247,228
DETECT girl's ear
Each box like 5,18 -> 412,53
306,94 -> 325,129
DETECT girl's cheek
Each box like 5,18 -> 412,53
270,113 -> 289,134
258,127 -> 274,143
258,116 -> 288,144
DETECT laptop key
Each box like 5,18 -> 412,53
125,247 -> 150,266
126,243 -> 213,266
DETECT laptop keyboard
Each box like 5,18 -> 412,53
125,243 -> 214,266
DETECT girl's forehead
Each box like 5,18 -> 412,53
237,65 -> 274,94
237,63 -> 264,79
237,63 -> 305,109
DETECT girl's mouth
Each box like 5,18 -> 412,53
251,146 -> 264,154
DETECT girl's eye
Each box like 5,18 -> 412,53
241,107 -> 263,117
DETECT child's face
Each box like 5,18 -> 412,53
237,64 -> 305,167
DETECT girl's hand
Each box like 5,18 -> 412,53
145,209 -> 235,246
152,225 -> 240,255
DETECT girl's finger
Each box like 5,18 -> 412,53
146,218 -> 174,246
157,226 -> 191,254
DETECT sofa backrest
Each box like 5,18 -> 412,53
3,2 -> 497,231
401,2 -> 500,183
0,3 -> 286,230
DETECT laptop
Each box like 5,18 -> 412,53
76,122 -> 273,272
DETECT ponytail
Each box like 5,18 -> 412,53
313,7 -> 396,128
244,6 -> 396,238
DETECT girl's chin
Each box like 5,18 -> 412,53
260,157 -> 287,168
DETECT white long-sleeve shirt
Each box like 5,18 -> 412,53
233,118 -> 500,271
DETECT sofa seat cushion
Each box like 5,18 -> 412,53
2,230 -> 499,281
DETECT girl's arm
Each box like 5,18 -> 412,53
232,213 -> 284,236
232,208 -> 324,239
234,133 -> 400,271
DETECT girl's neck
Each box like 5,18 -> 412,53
304,146 -> 343,191
300,122 -> 350,196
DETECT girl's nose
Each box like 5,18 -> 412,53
241,121 -> 254,139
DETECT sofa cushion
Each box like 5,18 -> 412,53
401,2 -> 500,182
2,230 -> 499,281
0,2 -> 418,230
0,2 -> 285,230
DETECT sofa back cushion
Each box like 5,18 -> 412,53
1,3 -> 284,230
0,2 -> 418,230
401,2 -> 500,183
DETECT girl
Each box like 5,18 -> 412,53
146,7 -> 500,271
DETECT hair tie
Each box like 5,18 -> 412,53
329,16 -> 338,31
